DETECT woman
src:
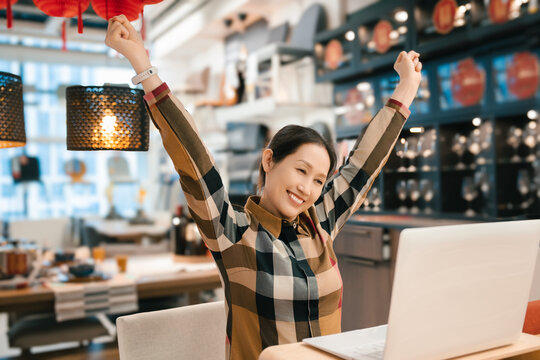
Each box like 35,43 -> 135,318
105,15 -> 421,360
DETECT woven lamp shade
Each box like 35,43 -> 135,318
0,71 -> 26,149
66,85 -> 149,151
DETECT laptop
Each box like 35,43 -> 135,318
303,220 -> 540,360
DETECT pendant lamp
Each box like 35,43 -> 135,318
0,71 -> 26,148
66,85 -> 149,151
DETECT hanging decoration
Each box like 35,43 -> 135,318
433,0 -> 457,35
0,0 -> 18,29
91,0 -> 141,21
33,0 -> 91,33
451,58 -> 486,106
506,51 -> 540,100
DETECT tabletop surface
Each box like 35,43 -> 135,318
258,333 -> 540,360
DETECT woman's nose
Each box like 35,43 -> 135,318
297,183 -> 309,196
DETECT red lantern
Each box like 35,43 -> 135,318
0,0 -> 18,29
33,0 -> 90,33
451,58 -> 486,106
506,51 -> 540,100
91,0 -> 142,21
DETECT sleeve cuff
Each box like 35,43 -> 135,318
386,98 -> 411,119
143,82 -> 170,104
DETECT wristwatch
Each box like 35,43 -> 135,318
131,66 -> 158,85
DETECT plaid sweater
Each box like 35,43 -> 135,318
144,83 -> 409,360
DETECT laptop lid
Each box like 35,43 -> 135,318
384,220 -> 540,360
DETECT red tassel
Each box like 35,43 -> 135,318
141,8 -> 145,41
78,0 -> 83,33
7,0 -> 12,29
62,20 -> 67,51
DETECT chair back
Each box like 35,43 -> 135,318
117,301 -> 226,360
9,217 -> 71,249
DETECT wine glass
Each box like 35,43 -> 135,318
418,129 -> 436,171
522,122 -> 537,162
404,137 -> 418,172
462,176 -> 478,216
467,128 -> 481,167
507,126 -> 523,162
451,133 -> 467,170
369,185 -> 382,211
395,138 -> 407,172
420,179 -> 434,214
517,169 -> 532,209
478,122 -> 493,165
474,168 -> 490,215
396,180 -> 408,213
407,179 -> 420,214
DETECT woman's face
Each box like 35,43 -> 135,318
261,143 -> 331,221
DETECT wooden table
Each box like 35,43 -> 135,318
258,333 -> 540,360
0,254 -> 222,314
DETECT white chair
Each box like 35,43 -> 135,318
116,301 -> 226,360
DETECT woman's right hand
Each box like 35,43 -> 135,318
104,15 -> 149,70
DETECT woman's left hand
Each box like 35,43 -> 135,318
393,50 -> 422,89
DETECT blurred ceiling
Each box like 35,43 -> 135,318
0,0 -> 290,59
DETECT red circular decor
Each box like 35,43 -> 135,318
324,39 -> 343,70
451,58 -> 486,106
506,51 -> 540,100
489,0 -> 511,24
433,0 -> 457,35
344,88 -> 365,124
91,0 -> 142,21
373,20 -> 393,54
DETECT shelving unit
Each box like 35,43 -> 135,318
322,0 -> 540,220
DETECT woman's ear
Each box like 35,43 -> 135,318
261,149 -> 274,173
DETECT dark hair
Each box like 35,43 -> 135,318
257,125 -> 336,192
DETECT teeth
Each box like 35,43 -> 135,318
288,191 -> 303,205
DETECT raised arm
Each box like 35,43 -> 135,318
105,15 -> 239,252
315,51 -> 422,239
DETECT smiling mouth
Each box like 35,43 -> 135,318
287,191 -> 305,206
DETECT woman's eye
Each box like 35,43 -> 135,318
297,168 -> 306,174
315,179 -> 324,185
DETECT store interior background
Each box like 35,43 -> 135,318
1,0 -> 540,357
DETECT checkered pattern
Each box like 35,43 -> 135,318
144,83 -> 409,360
